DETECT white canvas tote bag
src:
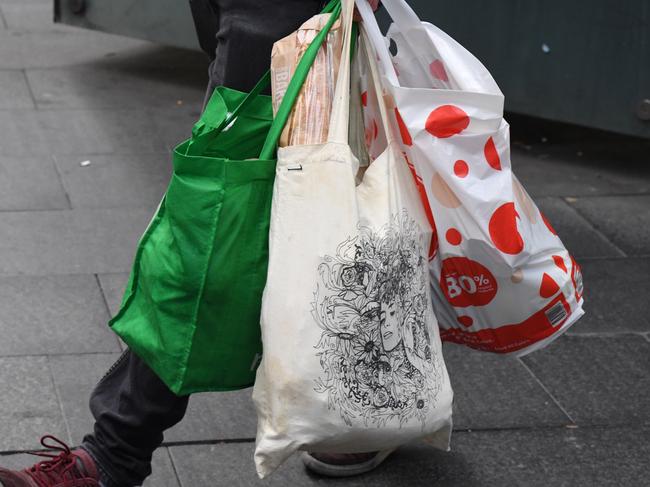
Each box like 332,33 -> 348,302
252,1 -> 453,477
356,0 -> 584,356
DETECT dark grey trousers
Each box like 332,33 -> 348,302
81,1 -> 322,485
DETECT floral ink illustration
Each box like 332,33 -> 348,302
312,212 -> 443,427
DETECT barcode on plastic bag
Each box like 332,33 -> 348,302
545,302 -> 568,327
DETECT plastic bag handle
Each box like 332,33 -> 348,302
259,1 -> 343,159
354,0 -> 399,86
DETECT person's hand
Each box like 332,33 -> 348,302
354,0 -> 380,21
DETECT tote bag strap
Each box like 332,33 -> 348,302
188,0 -> 341,157
259,0 -> 345,159
324,0 -> 356,145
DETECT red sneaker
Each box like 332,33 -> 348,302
0,436 -> 99,487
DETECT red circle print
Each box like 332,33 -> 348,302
484,137 -> 502,170
440,257 -> 498,308
373,119 -> 378,140
361,91 -> 368,107
553,255 -> 568,273
425,105 -> 470,138
457,316 -> 473,328
539,273 -> 560,298
446,228 -> 462,245
453,160 -> 469,178
489,202 -> 524,254
429,59 -> 449,82
394,108 -> 412,146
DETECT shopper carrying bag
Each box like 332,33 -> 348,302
252,0 -> 453,477
109,0 -> 342,395
356,0 -> 584,356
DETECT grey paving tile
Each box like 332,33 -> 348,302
144,448 -> 182,487
569,195 -> 650,256
97,272 -> 129,317
148,106 -> 201,151
0,207 -> 154,275
0,109 -> 168,155
0,29 -> 150,70
170,426 -> 650,487
521,335 -> 650,426
535,197 -> 623,259
0,3 -> 63,32
53,153 -> 170,209
0,448 -> 180,487
166,389 -> 257,443
567,258 -> 650,333
512,146 -> 650,198
26,67 -> 205,109
443,344 -> 570,430
47,353 -> 121,445
0,28 -> 204,70
0,274 -> 119,355
0,70 -> 34,109
0,154 -> 69,210
47,351 -> 256,446
0,356 -> 68,451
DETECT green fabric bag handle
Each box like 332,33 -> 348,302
187,0 -> 341,156
259,1 -> 342,160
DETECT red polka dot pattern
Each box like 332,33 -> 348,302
457,316 -> 473,328
361,91 -> 368,107
425,105 -> 470,138
429,59 -> 449,82
453,160 -> 469,178
488,202 -> 524,255
553,255 -> 567,273
484,137 -> 502,170
539,273 -> 560,298
446,228 -> 462,245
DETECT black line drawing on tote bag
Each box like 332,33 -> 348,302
312,211 -> 443,428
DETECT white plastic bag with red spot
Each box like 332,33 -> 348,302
356,0 -> 584,356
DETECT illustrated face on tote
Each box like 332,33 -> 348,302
380,301 -> 401,351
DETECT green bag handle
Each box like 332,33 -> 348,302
259,1 -> 342,160
186,0 -> 341,157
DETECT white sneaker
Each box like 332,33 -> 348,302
301,449 -> 396,477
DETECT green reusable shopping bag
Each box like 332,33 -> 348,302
110,1 -> 342,395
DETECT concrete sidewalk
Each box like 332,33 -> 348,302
0,1 -> 649,485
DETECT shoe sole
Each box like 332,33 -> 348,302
301,449 -> 396,478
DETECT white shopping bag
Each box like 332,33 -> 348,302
356,0 -> 584,356
253,0 -> 453,478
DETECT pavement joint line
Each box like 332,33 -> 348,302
0,351 -> 122,359
517,357 -> 576,425
559,196 -> 627,258
0,6 -> 7,30
558,192 -> 650,199
46,355 -> 74,446
577,255 -> 650,262
21,68 -> 38,110
49,154 -> 73,210
565,331 -> 650,338
0,205 -> 157,214
165,447 -> 185,487
0,271 -> 127,279
95,273 -> 114,320
2,422 -> 647,457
